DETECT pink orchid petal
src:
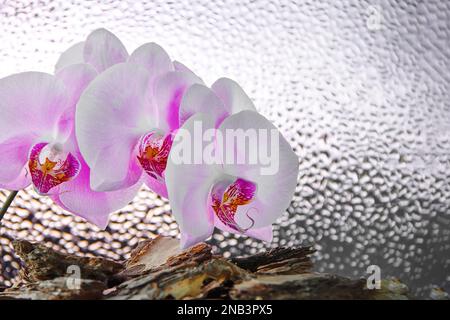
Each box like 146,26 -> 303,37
218,110 -> 299,229
0,167 -> 31,190
153,71 -> 203,132
142,174 -> 168,199
76,63 -> 152,192
246,225 -> 273,242
56,63 -> 98,107
0,72 -> 70,144
54,41 -> 85,73
213,213 -> 273,242
211,78 -> 256,113
129,43 -> 174,78
54,156 -> 142,229
180,230 -> 214,249
83,28 -> 128,73
55,63 -> 98,143
0,135 -> 34,189
50,193 -> 70,212
179,84 -> 229,128
166,113 -> 219,242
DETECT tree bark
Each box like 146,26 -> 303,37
0,236 -> 412,300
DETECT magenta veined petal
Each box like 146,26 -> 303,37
136,131 -> 173,198
208,176 -> 274,242
137,132 -> 173,181
210,177 -> 257,233
137,131 -> 173,198
28,142 -> 81,195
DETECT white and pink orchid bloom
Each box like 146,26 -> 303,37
165,83 -> 299,248
55,28 -> 129,74
75,43 -> 203,198
0,67 -> 140,227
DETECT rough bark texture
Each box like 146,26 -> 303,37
12,239 -> 123,283
0,236 -> 413,300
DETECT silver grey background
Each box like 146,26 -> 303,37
0,0 -> 449,298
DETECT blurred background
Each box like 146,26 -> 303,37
0,0 -> 449,298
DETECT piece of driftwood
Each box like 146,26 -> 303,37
231,246 -> 315,274
0,277 -> 106,300
12,240 -> 123,283
0,236 -> 414,300
230,274 -> 410,300
120,237 -> 212,278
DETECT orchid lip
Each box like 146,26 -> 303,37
211,177 -> 258,233
28,142 -> 81,195
137,131 -> 173,181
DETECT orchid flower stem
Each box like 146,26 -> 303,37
0,190 -> 19,226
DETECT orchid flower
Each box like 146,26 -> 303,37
0,67 -> 140,227
75,43 -> 203,198
165,83 -> 299,248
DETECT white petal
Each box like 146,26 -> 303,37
0,135 -> 34,187
180,231 -> 214,249
179,84 -> 229,127
76,63 -> 152,191
166,113 -> 220,240
214,214 -> 273,243
0,72 -> 70,144
211,78 -> 256,113
0,166 -> 31,190
153,71 -> 203,132
173,60 -> 199,78
54,42 -> 85,73
218,110 -> 299,228
56,63 -> 98,108
129,43 -> 174,78
246,225 -> 273,242
83,28 -> 129,73
55,157 -> 142,229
